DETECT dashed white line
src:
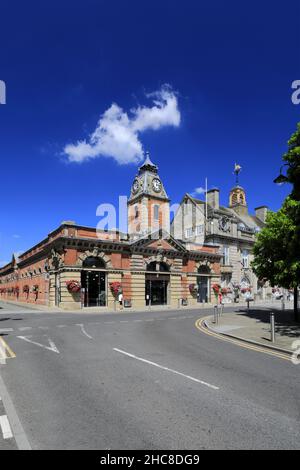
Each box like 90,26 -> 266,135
113,348 -> 219,390
0,328 -> 13,333
18,327 -> 32,331
0,415 -> 13,439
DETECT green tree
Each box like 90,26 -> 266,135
253,123 -> 300,321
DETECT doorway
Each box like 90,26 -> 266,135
197,276 -> 209,303
81,271 -> 106,307
145,275 -> 169,306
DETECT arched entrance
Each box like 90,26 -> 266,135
145,261 -> 170,306
81,257 -> 107,307
197,265 -> 211,303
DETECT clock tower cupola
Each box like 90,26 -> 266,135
128,152 -> 170,238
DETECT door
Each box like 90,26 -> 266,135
81,271 -> 106,307
197,276 -> 209,303
145,276 -> 169,306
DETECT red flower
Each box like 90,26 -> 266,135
109,282 -> 122,297
212,283 -> 221,295
66,280 -> 81,293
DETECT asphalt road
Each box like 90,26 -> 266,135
0,301 -> 299,450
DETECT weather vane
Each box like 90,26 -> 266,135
233,163 -> 242,185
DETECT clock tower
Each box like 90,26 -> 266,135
128,152 -> 170,238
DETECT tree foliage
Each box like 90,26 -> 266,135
252,123 -> 300,319
252,198 -> 300,289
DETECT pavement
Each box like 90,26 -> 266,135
0,300 -> 299,450
204,306 -> 300,353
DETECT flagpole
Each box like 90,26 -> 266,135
205,177 -> 208,221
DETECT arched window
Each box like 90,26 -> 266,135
147,261 -> 170,272
82,256 -> 106,269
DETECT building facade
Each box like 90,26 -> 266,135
0,156 -> 221,310
171,170 -> 269,302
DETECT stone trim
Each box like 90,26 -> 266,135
76,248 -> 112,268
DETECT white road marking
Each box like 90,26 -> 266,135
57,325 -> 67,328
0,328 -> 13,333
76,324 -> 93,339
17,336 -> 60,354
18,327 -> 32,331
0,415 -> 13,439
120,321 -> 129,323
0,373 -> 31,449
0,342 -> 6,365
113,348 -> 219,390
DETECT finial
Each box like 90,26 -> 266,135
233,163 -> 242,185
139,151 -> 158,173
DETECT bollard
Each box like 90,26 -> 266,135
178,298 -> 181,309
213,305 -> 218,324
281,297 -> 285,311
270,312 -> 275,343
247,299 -> 250,311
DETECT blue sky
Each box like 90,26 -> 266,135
0,0 -> 300,265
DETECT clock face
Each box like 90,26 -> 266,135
152,178 -> 162,193
132,179 -> 139,194
219,217 -> 230,232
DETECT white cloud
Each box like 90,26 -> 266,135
12,234 -> 21,239
193,187 -> 206,196
63,84 -> 180,164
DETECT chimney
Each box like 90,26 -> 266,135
255,206 -> 268,223
206,189 -> 219,209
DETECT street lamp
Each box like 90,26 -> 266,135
273,164 -> 290,185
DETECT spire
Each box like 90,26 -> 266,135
229,163 -> 247,209
139,151 -> 158,174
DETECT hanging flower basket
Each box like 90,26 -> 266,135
221,287 -> 231,295
32,285 -> 39,293
241,286 -> 252,294
23,285 -> 30,293
14,286 -> 20,295
109,282 -> 122,298
189,283 -> 198,295
0,288 -> 6,294
212,283 -> 221,297
66,280 -> 81,293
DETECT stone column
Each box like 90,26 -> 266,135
131,272 -> 146,309
59,271 -> 81,310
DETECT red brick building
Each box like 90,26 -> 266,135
0,156 -> 221,310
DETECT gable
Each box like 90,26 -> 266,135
131,231 -> 187,253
